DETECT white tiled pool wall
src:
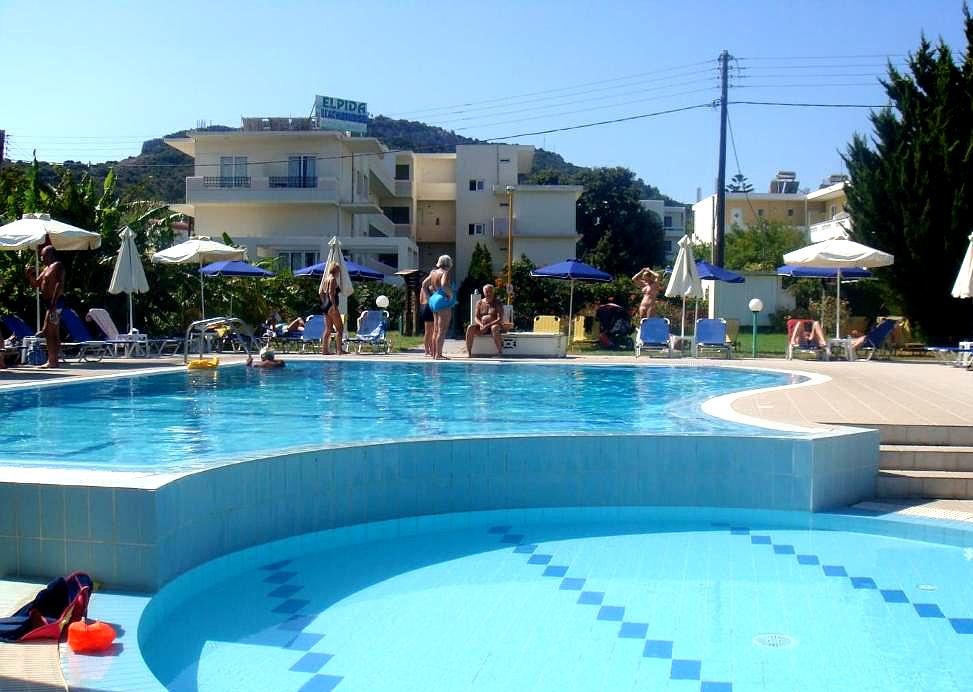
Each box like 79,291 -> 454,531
0,430 -> 879,590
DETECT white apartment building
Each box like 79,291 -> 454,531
639,199 -> 688,262
165,121 -> 581,282
691,172 -> 852,246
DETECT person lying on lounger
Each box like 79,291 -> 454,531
246,347 -> 285,369
789,319 -> 827,348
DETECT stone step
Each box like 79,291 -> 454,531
880,444 -> 973,472
876,470 -> 973,500
861,423 -> 973,447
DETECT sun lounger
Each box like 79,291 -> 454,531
694,318 -> 732,359
60,308 -> 112,362
300,315 -> 325,352
635,317 -> 672,358
533,315 -> 561,333
829,318 -> 899,361
786,319 -> 828,360
346,310 -> 392,354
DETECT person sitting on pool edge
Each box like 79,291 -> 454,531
466,283 -> 505,356
246,347 -> 285,369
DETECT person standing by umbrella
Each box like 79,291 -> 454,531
25,245 -> 65,368
319,263 -> 349,355
633,267 -> 663,319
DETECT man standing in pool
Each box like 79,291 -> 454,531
25,245 -> 65,369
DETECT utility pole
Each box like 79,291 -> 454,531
506,185 -> 514,307
0,130 -> 5,173
714,50 -> 730,267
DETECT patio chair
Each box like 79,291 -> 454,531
1,314 -> 39,365
59,308 -> 112,362
831,318 -> 899,361
300,314 -> 325,352
693,318 -> 732,359
635,317 -> 672,358
786,319 -> 828,361
346,310 -> 391,354
533,315 -> 562,333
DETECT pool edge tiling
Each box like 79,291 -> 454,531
0,429 -> 878,591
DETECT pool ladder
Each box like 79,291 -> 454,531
184,317 -> 255,364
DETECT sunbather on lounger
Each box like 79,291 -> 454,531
789,319 -> 826,348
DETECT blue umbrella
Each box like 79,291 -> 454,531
200,260 -> 275,277
531,259 -> 612,343
294,258 -> 384,281
200,260 -> 275,317
776,264 -> 872,279
696,260 -> 745,283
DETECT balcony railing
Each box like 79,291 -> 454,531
203,176 -> 251,188
269,176 -> 318,189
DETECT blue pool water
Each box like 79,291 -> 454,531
140,509 -> 973,692
0,362 -> 798,470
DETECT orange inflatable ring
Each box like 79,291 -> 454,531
67,620 -> 116,653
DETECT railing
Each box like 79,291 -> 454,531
269,176 -> 318,189
184,317 -> 255,363
202,176 -> 251,188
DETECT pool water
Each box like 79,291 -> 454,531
140,510 -> 973,692
0,362 -> 798,470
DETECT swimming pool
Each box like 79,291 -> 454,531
136,507 -> 973,692
0,361 -> 802,471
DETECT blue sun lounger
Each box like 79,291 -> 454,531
694,318 -> 732,359
60,308 -> 113,362
346,310 -> 391,354
635,317 -> 672,358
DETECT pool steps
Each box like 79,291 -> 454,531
872,424 -> 973,500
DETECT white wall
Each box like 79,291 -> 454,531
706,272 -> 795,327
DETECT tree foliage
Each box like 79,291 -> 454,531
725,173 -> 754,193
843,7 -> 973,341
725,220 -> 806,271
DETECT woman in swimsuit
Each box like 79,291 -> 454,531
632,267 -> 662,319
318,263 -> 348,355
419,272 -> 435,357
428,255 -> 454,360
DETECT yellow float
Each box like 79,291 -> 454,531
187,357 -> 220,370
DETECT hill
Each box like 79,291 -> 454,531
2,118 -> 685,207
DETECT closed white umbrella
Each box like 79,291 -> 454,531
784,237 -> 894,338
951,232 -> 973,300
0,213 -> 102,330
151,236 -> 245,318
319,236 -> 354,316
664,235 -> 703,339
109,226 -> 149,333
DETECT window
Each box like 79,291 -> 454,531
276,155 -> 315,188
757,208 -> 765,217
468,223 -> 485,235
395,163 -> 410,180
663,215 -> 673,229
381,206 -> 410,224
499,201 -> 509,208
468,179 -> 485,191
277,251 -> 319,272
787,208 -> 795,217
499,157 -> 511,163
831,205 -> 837,218
664,240 -> 673,254
219,156 -> 247,186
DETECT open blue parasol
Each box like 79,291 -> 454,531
531,259 -> 612,343
696,260 -> 745,283
776,264 -> 872,279
294,258 -> 384,281
199,260 -> 275,317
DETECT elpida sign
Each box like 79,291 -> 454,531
314,95 -> 368,133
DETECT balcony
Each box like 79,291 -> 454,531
809,213 -> 852,242
492,216 -> 510,239
394,180 -> 412,197
394,223 -> 413,238
186,176 -> 339,205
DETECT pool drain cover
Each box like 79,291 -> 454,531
753,633 -> 798,649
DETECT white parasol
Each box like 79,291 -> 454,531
664,235 -> 703,339
783,237 -> 894,338
951,232 -> 973,300
109,226 -> 149,333
151,236 -> 245,318
319,236 -> 354,316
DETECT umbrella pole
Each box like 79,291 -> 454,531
200,264 -> 205,319
681,296 -> 687,340
835,267 -> 841,338
567,280 -> 575,350
35,249 -> 41,332
128,293 -> 134,334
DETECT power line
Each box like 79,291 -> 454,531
385,58 -> 718,117
730,100 -> 887,108
735,53 -> 906,60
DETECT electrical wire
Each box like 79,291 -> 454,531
730,100 -> 887,108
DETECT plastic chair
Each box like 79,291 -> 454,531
533,315 -> 561,333
59,308 -> 111,362
832,318 -> 899,361
693,318 -> 732,359
300,315 -> 325,352
635,317 -> 672,358
786,319 -> 828,360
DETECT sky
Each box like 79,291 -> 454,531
0,0 -> 967,204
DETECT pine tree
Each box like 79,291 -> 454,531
843,6 -> 973,341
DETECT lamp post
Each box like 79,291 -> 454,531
748,298 -> 764,359
505,185 -> 514,307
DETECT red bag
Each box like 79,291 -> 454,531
0,572 -> 93,642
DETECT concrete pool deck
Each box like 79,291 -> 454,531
1,349 -> 971,690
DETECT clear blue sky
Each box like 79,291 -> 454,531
0,0 -> 966,204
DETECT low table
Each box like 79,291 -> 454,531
470,331 -> 567,357
828,337 -> 855,361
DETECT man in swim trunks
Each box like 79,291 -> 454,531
246,347 -> 285,368
465,283 -> 504,356
25,245 -> 65,368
